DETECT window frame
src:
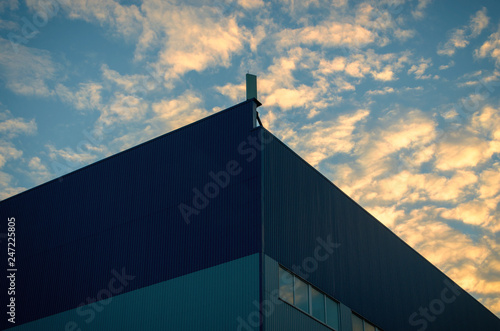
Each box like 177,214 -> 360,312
278,265 -> 341,331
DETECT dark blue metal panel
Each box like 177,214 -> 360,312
262,131 -> 500,330
0,100 -> 262,329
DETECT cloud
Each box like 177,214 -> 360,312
317,49 -> 411,82
434,105 -> 500,171
0,171 -> 26,201
27,156 -> 52,184
0,142 -> 23,168
97,93 -> 148,126
478,166 -> 500,199
365,87 -> 395,95
470,7 -> 489,38
366,205 -> 405,228
101,64 -> 156,95
56,83 -> 103,111
439,60 -> 455,70
0,38 -> 57,96
476,25 -> 500,67
434,134 -> 494,170
438,29 -> 469,56
438,8 -> 490,56
407,58 -> 432,79
0,19 -> 18,30
47,144 -> 98,169
299,109 -> 370,166
411,0 -> 432,20
276,22 -> 375,49
237,0 -> 264,9
0,0 -> 18,13
150,91 -> 209,132
138,1 -> 252,85
27,0 -> 143,39
0,111 -> 37,138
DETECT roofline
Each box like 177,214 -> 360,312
0,98 -> 262,203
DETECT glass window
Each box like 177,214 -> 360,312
364,321 -> 376,331
279,267 -> 293,304
352,314 -> 364,331
326,297 -> 340,330
310,287 -> 325,322
294,277 -> 309,313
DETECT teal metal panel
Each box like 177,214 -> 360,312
9,254 -> 260,330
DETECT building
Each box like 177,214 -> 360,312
2,76 -> 499,330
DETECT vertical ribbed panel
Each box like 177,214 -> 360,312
0,99 -> 262,329
9,254 -> 260,330
262,133 -> 500,330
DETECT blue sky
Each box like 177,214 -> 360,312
1,0 -> 500,318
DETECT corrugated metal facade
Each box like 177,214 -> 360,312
261,130 -> 500,330
2,97 -> 499,330
1,99 -> 262,330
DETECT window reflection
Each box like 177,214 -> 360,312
294,277 -> 309,313
326,296 -> 340,329
311,287 -> 325,322
352,314 -> 364,331
279,267 -> 294,305
364,321 -> 376,331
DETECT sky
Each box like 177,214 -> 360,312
0,0 -> 499,319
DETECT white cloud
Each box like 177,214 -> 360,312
439,60 -> 455,70
478,166 -> 500,199
470,7 -> 489,38
365,86 -> 395,95
47,144 -> 98,169
407,58 -> 432,79
0,171 -> 26,201
27,156 -> 52,184
98,93 -> 148,126
0,142 -> 23,168
150,91 -> 209,132
412,0 -> 432,20
297,109 -> 370,166
438,8 -> 490,56
0,38 -> 57,96
434,134 -> 494,170
366,205 -> 405,228
476,25 -> 500,67
237,0 -> 264,9
139,1 -> 251,85
277,22 -> 375,49
28,0 -> 143,39
101,64 -> 156,95
0,111 -> 37,138
317,49 -> 411,82
56,83 -> 103,111
438,29 -> 468,56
